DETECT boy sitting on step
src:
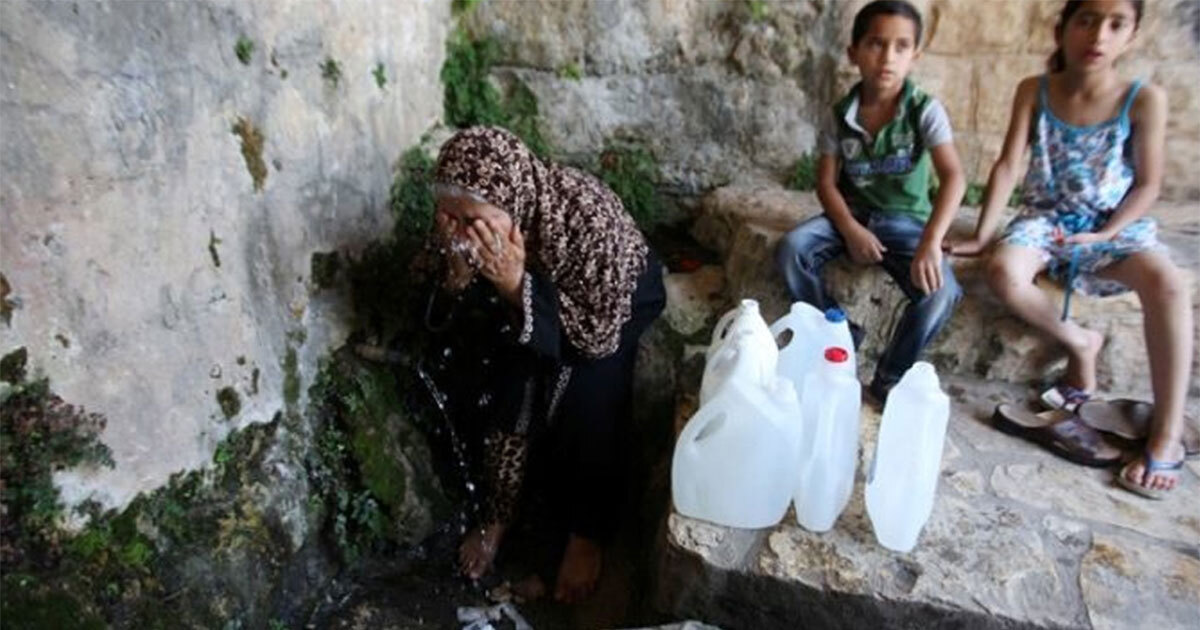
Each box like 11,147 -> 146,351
776,0 -> 966,403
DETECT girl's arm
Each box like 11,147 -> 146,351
1068,84 -> 1167,244
946,76 -> 1039,256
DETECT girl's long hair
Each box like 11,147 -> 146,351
1048,0 -> 1145,71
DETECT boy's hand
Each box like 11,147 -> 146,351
843,223 -> 887,264
911,242 -> 944,295
943,236 -> 991,257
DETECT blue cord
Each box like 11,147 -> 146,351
1060,245 -> 1081,321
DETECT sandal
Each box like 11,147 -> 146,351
992,403 -> 1122,468
1116,451 -> 1184,500
1039,383 -> 1092,413
1076,399 -> 1200,460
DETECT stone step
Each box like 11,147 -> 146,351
689,183 -> 1200,407
653,375 -> 1200,630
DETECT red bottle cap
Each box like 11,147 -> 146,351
825,347 -> 849,363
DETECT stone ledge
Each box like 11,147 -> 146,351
691,183 -> 1200,403
654,377 -> 1200,630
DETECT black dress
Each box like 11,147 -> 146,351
426,253 -> 665,543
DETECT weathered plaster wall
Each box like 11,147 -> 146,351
468,0 -> 1199,197
0,0 -> 451,512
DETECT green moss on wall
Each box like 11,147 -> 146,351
231,117 -> 267,192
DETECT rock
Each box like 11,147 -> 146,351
699,184 -> 1200,400
990,463 -> 1200,545
655,370 -> 1199,630
0,0 -> 451,513
1080,533 -> 1200,630
469,0 -> 1199,196
662,265 -> 726,336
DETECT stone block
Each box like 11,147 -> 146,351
1080,532 -> 1200,630
662,265 -> 727,337
698,184 -> 1200,395
972,55 -> 1046,135
910,54 -> 976,132
691,181 -> 822,256
927,0 -> 1034,54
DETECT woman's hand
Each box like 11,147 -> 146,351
467,216 -> 526,305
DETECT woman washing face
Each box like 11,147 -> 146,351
421,126 -> 665,603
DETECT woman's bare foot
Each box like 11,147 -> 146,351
1064,327 -> 1104,392
458,522 -> 507,579
554,534 -> 602,603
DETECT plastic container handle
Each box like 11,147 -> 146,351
677,404 -> 724,456
710,308 -> 739,348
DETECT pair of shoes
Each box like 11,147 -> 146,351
992,403 -> 1123,467
1039,383 -> 1092,413
1117,451 -> 1184,500
1075,399 -> 1200,460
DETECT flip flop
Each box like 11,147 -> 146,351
1116,451 -> 1184,500
1039,383 -> 1092,413
1076,399 -> 1200,460
993,403 -> 1123,468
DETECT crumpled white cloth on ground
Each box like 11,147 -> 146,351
456,602 -> 533,630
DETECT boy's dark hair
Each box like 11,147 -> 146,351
851,0 -> 924,47
1049,0 -> 1145,71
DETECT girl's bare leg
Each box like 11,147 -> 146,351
987,244 -> 1105,391
1099,251 -> 1192,491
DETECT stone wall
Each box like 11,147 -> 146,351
0,0 -> 451,512
467,0 -> 1200,198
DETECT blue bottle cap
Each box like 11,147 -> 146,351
824,308 -> 846,323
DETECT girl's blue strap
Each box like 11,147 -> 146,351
1119,80 -> 1143,121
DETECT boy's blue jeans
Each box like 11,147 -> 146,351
775,210 -> 962,395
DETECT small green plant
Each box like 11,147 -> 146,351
451,0 -> 483,17
748,0 -> 770,22
234,36 -> 254,65
320,57 -> 342,87
372,62 -> 387,89
787,152 -> 819,191
442,29 -> 506,128
389,146 -> 437,253
558,62 -> 582,81
1,348 -> 115,568
441,29 -> 550,157
595,141 -> 662,230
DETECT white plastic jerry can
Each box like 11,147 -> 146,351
819,308 -> 857,374
865,362 -> 950,552
673,338 -> 802,529
772,302 -> 829,403
700,299 -> 778,404
793,346 -> 862,532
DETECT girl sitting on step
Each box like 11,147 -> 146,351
946,0 -> 1193,498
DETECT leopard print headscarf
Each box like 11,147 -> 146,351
433,126 -> 649,359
